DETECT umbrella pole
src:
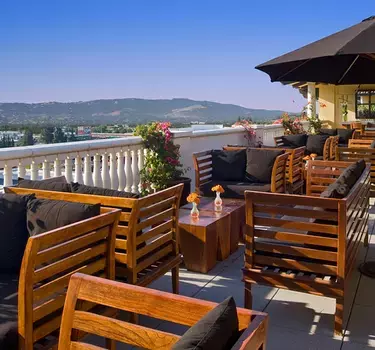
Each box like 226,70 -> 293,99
337,55 -> 359,84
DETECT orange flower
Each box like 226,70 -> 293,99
310,153 -> 317,159
211,184 -> 224,193
303,155 -> 311,161
187,192 -> 200,204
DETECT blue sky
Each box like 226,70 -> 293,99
1,1 -> 374,111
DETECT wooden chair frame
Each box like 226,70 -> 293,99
7,184 -> 183,294
348,139 -> 373,148
19,209 -> 120,349
58,273 -> 269,350
243,160 -> 370,335
193,149 -> 289,195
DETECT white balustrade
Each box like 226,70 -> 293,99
124,149 -> 132,192
54,158 -> 61,177
93,154 -> 102,187
131,148 -> 138,193
42,159 -> 50,179
74,156 -> 83,184
84,154 -> 94,186
65,158 -> 73,183
101,153 -> 111,189
137,148 -> 144,193
117,151 -> 125,191
110,151 -> 119,190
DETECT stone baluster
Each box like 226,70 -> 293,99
54,158 -> 61,177
42,159 -> 50,179
84,154 -> 93,186
110,150 -> 119,190
117,150 -> 125,191
31,161 -> 38,180
131,148 -> 138,193
137,148 -> 144,193
74,155 -> 83,184
18,161 -> 26,179
93,154 -> 102,187
65,158 -> 73,183
124,149 -> 132,192
102,153 -> 111,189
3,164 -> 13,187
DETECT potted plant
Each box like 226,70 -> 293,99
134,122 -> 191,205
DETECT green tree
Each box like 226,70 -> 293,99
0,135 -> 15,148
53,127 -> 67,143
40,127 -> 54,144
67,131 -> 77,142
20,129 -> 35,146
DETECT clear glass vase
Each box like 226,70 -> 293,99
190,202 -> 199,219
214,191 -> 223,212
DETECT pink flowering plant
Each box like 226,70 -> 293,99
232,119 -> 262,147
275,112 -> 306,135
134,122 -> 185,195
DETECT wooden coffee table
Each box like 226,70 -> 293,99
181,197 -> 245,254
178,209 -> 231,273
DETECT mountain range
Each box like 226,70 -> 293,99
0,98 -> 287,125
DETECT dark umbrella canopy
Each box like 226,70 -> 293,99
256,16 -> 375,84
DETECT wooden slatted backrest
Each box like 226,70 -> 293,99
274,135 -> 284,147
305,160 -> 354,197
336,147 -> 375,196
19,209 -> 120,350
193,150 -> 212,193
329,136 -> 339,160
244,191 -> 340,278
58,273 -> 268,350
358,131 -> 375,139
348,139 -> 372,148
124,184 -> 183,285
7,185 -> 183,285
271,152 -> 289,193
322,137 -> 332,161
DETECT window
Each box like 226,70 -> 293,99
356,90 -> 375,119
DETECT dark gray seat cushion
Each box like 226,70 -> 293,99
0,274 -> 18,324
26,198 -> 101,236
200,181 -> 271,199
172,296 -> 240,350
71,183 -> 139,198
211,150 -> 246,182
246,149 -> 284,183
0,321 -> 18,350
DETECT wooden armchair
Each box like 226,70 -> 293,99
58,273 -> 269,350
7,184 -> 183,294
19,209 -> 120,349
348,139 -> 373,148
243,160 -> 370,335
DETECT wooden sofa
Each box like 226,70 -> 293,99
225,146 -> 305,194
58,273 -> 269,350
193,150 -> 289,197
7,184 -> 183,295
19,208 -> 120,349
243,160 -> 370,335
336,145 -> 375,196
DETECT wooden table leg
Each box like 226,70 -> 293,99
216,214 -> 231,261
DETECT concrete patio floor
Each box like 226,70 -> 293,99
90,203 -> 375,350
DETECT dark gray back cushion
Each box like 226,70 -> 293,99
172,297 -> 240,350
281,134 -> 307,148
16,177 -> 71,192
306,135 -> 329,156
337,129 -> 355,145
0,194 -> 35,273
319,128 -> 337,136
246,149 -> 284,183
26,198 -> 100,236
212,150 -> 246,182
71,183 -> 139,198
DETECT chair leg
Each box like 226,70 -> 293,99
244,283 -> 253,309
364,224 -> 369,248
334,297 -> 344,336
105,338 -> 116,350
172,266 -> 179,294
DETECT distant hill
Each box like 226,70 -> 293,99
0,98 -> 287,125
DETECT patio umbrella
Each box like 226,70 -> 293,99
256,16 -> 375,84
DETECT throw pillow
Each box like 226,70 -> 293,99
172,297 -> 240,350
321,160 -> 366,198
16,177 -> 71,192
246,149 -> 284,183
281,134 -> 307,148
337,129 -> 355,145
306,135 -> 329,156
71,183 -> 139,198
0,193 -> 35,273
212,150 -> 246,182
319,128 -> 337,136
26,198 -> 100,236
